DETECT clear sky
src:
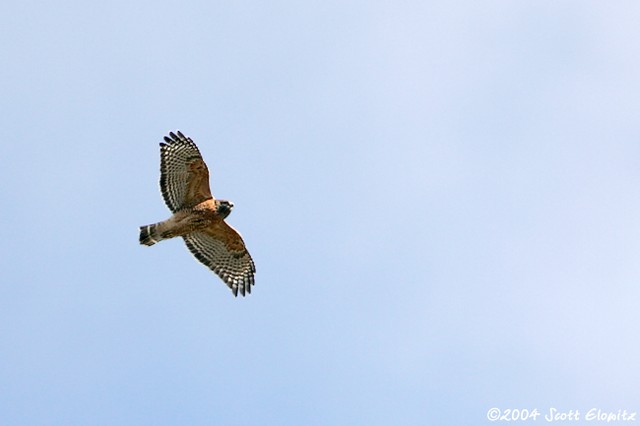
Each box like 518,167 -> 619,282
2,1 -> 639,425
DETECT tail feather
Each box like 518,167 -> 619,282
139,224 -> 161,246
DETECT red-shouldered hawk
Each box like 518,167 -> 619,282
139,131 -> 255,297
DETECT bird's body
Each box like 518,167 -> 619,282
140,199 -> 224,245
139,131 -> 255,297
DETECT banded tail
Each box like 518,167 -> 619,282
139,224 -> 162,246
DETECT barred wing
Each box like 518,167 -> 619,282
182,221 -> 256,297
159,131 -> 213,213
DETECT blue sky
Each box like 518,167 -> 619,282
2,1 -> 639,425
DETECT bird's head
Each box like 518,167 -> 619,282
216,200 -> 234,219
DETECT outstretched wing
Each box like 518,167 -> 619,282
159,131 -> 213,213
182,221 -> 256,297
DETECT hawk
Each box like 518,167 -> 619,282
139,131 -> 256,297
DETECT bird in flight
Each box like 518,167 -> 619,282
139,131 -> 255,297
